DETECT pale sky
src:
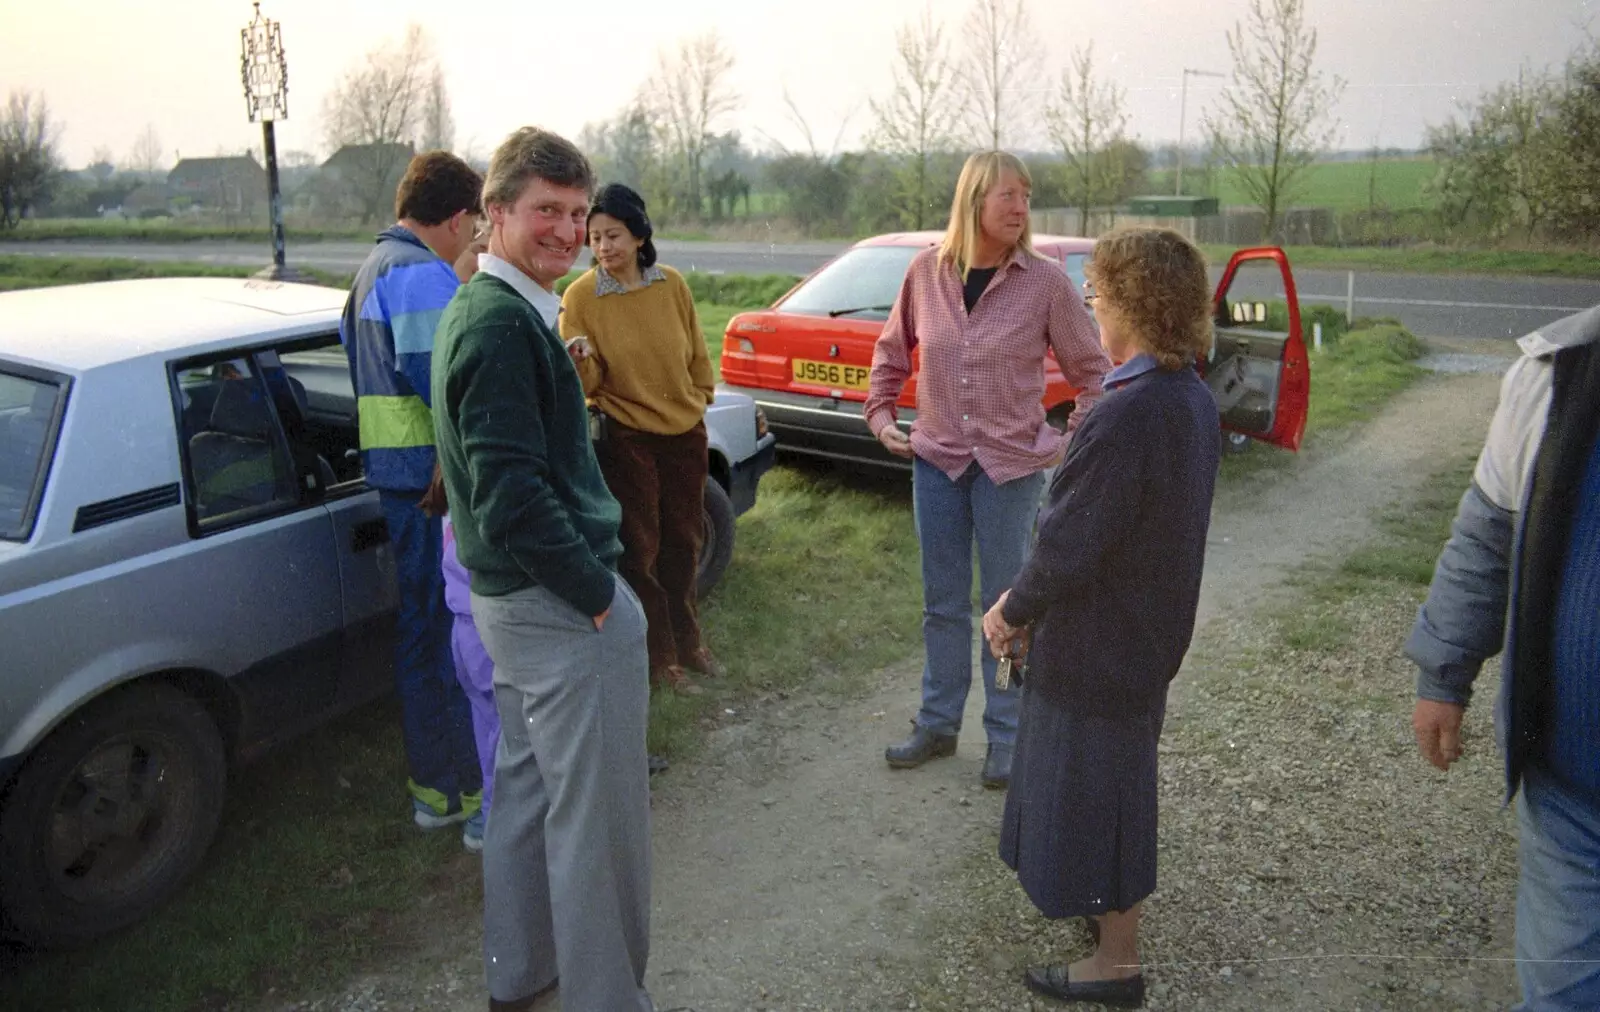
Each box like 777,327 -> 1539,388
0,0 -> 1591,170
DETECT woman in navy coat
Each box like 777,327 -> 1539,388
982,226 -> 1222,1007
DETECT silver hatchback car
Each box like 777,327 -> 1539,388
0,277 -> 774,945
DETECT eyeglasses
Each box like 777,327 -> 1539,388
1082,291 -> 1099,309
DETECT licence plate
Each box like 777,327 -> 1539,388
791,358 -> 870,391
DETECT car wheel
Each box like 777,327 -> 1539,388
696,477 -> 736,599
1223,431 -> 1252,454
0,683 -> 226,947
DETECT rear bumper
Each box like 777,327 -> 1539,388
722,385 -> 914,471
728,434 -> 777,516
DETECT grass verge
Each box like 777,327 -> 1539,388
909,453 -> 1520,1011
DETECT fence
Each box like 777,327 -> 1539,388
1031,206 -> 1342,244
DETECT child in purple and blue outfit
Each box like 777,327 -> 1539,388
444,516 -> 498,811
421,469 -> 498,852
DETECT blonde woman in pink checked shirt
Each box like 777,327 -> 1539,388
867,150 -> 1111,791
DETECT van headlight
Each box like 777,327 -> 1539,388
755,406 -> 769,440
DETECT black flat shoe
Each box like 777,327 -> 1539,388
981,743 -> 1013,790
1023,964 -> 1144,1007
885,722 -> 958,768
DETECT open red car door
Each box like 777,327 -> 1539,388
1205,247 -> 1311,451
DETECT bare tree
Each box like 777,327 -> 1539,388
1204,0 -> 1345,241
581,100 -> 676,216
0,91 -> 61,229
321,23 -> 431,221
959,0 -> 1043,151
126,123 -> 165,177
869,8 -> 960,228
419,67 -> 455,152
88,145 -> 116,183
1044,43 -> 1129,234
648,31 -> 738,221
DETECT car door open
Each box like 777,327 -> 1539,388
1206,247 -> 1311,452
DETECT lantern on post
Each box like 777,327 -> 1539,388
240,2 -> 295,280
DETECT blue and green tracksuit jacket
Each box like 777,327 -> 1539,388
339,225 -> 460,492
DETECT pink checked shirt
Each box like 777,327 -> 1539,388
864,246 -> 1111,484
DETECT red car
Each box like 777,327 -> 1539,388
718,230 -> 1309,467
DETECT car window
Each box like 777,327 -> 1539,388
0,368 -> 66,541
175,357 -> 298,526
1062,253 -> 1088,292
779,245 -> 925,318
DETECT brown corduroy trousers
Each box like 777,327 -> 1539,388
597,418 -> 709,673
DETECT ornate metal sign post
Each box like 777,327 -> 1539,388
241,2 -> 293,279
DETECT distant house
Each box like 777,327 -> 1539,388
166,156 -> 266,218
312,142 -> 415,222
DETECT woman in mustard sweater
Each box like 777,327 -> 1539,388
560,184 -> 719,695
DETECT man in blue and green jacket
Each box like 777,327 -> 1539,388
340,150 -> 487,849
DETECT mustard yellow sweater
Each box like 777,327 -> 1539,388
559,266 -> 715,436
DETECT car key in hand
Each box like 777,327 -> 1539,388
996,641 -> 1026,692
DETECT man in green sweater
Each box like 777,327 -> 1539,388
432,128 -> 654,1012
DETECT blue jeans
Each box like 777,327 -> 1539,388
1514,768 -> 1600,1011
912,457 -> 1045,748
380,491 -> 482,815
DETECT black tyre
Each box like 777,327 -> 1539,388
1223,431 -> 1252,455
0,683 -> 226,947
696,477 -> 736,599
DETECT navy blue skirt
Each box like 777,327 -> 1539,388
999,685 -> 1167,919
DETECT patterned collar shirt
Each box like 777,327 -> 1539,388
864,246 -> 1111,484
594,263 -> 668,297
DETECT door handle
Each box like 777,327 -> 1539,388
351,517 -> 389,553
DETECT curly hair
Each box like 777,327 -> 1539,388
394,150 -> 483,225
1085,226 -> 1213,369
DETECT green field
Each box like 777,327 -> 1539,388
1148,157 -> 1439,212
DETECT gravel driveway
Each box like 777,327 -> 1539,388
266,368 -> 1515,1012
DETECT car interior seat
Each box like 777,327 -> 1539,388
271,371 -> 338,491
188,378 -> 289,519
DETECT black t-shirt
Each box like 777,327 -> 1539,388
963,267 -> 998,314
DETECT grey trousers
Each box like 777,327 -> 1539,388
471,578 -> 653,1012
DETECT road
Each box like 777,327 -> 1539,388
5,237 -> 1598,340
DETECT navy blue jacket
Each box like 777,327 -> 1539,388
1406,304 -> 1600,801
1003,365 -> 1221,716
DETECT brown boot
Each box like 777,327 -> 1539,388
682,646 -> 726,679
651,664 -> 703,695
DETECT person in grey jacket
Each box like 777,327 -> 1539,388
1406,304 -> 1600,1012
